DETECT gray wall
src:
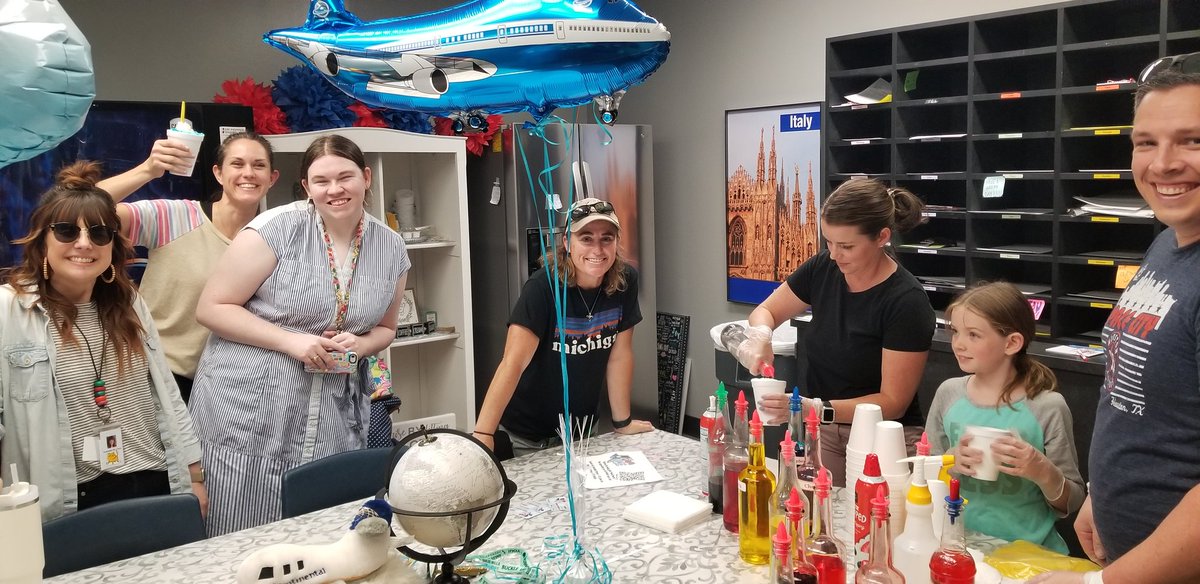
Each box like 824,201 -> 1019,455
60,0 -> 1061,422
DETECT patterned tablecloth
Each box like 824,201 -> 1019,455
46,429 -> 1007,583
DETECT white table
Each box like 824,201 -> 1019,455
46,430 -> 1003,583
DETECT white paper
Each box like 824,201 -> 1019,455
583,451 -> 663,489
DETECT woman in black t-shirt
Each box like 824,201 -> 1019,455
743,179 -> 935,486
471,198 -> 654,458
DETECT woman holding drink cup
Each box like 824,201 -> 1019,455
97,131 -> 280,402
744,178 -> 935,485
925,282 -> 1085,553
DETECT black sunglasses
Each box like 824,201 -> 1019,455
47,223 -> 117,246
569,200 -> 615,222
1138,51 -> 1200,84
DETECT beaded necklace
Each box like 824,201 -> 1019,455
72,320 -> 111,423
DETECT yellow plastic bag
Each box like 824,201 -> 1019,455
984,539 -> 1100,579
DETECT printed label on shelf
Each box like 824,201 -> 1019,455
851,174 -> 868,180
920,175 -> 938,180
999,253 -> 1021,260
921,211 -> 937,218
982,176 -> 1006,198
1094,129 -> 1121,136
1001,214 -> 1021,220
1035,331 -> 1051,337
1002,173 -> 1023,179
1093,173 -> 1122,179
1095,84 -> 1120,92
920,137 -> 942,142
852,104 -> 867,110
1088,259 -> 1115,266
1091,216 -> 1120,223
923,285 -> 937,292
851,140 -> 871,145
924,99 -> 938,104
998,133 -> 1023,139
1000,91 -> 1022,99
917,248 -> 938,255
1090,302 -> 1114,309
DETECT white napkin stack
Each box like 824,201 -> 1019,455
621,490 -> 712,534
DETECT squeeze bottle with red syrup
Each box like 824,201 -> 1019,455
722,390 -> 750,532
929,478 -> 975,584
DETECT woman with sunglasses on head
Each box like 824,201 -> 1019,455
0,162 -> 206,522
743,178 -> 935,486
189,134 -> 409,536
472,197 -> 653,458
96,132 -> 280,403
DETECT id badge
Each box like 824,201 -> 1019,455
97,425 -> 125,470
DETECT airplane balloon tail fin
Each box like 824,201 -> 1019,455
305,0 -> 363,30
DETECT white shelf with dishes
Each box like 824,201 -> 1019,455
264,127 -> 475,431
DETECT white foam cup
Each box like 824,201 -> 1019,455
965,425 -> 1011,481
848,403 -> 883,452
165,127 -> 205,176
750,378 -> 788,424
872,421 -> 909,474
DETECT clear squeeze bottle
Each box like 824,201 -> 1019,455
807,467 -> 848,584
722,390 -> 750,532
786,488 -> 819,584
771,430 -> 800,534
738,410 -> 776,565
700,395 -> 719,497
929,478 -> 976,584
708,388 -> 728,513
856,488 -> 907,583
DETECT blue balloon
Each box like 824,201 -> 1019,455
0,0 -> 95,170
264,0 -> 670,125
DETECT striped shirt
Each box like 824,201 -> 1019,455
51,303 -> 166,482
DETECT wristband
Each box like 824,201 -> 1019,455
612,416 -> 632,429
472,430 -> 494,437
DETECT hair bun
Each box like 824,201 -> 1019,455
55,160 -> 104,190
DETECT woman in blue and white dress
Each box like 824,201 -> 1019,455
190,135 -> 409,536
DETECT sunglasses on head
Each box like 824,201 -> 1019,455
569,200 -> 615,222
47,223 -> 117,246
1138,51 -> 1200,84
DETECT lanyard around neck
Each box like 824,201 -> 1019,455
318,214 -> 365,334
72,319 -> 111,423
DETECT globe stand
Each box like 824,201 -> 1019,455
386,429 -> 519,584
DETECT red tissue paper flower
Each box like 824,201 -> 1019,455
213,77 -> 290,135
349,103 -> 389,128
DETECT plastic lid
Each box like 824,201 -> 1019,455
0,464 -> 38,509
863,453 -> 881,477
708,395 -> 717,411
735,390 -> 748,413
750,410 -> 763,438
872,492 -> 889,516
761,363 -> 776,378
805,402 -> 820,428
815,467 -> 832,495
773,519 -> 791,546
786,487 -> 805,516
916,432 -> 931,456
779,430 -> 794,460
789,387 -> 801,412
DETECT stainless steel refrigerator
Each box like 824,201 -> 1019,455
466,123 -> 658,422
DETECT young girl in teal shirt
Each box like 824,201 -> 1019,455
925,282 -> 1086,553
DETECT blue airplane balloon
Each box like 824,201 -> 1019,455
264,0 -> 671,129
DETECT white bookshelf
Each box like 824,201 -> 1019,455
264,127 -> 475,430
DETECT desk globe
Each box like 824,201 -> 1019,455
386,428 -> 518,583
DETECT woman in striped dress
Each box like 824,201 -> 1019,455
0,161 -> 205,521
190,135 -> 409,535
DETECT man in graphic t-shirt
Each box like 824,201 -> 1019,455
1032,56 -> 1200,584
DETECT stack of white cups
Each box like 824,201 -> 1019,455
845,404 -> 883,519
873,421 -> 912,540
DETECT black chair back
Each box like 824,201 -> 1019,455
280,447 -> 394,519
42,493 -> 206,577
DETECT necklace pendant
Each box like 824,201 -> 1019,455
93,379 -> 106,388
586,312 -> 593,320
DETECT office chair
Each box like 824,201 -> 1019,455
280,447 -> 396,519
42,493 -> 206,578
